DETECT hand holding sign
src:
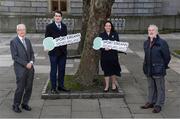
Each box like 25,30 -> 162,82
43,33 -> 81,51
93,37 -> 129,52
43,37 -> 55,51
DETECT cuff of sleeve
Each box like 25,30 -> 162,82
30,61 -> 34,64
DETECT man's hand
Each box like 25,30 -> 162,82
26,63 -> 33,69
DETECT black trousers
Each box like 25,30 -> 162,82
49,55 -> 67,90
13,68 -> 34,106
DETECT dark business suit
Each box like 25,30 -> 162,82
10,36 -> 35,107
45,21 -> 67,90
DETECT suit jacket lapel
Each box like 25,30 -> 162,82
16,36 -> 28,56
53,22 -> 62,31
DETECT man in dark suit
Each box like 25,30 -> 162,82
10,24 -> 35,113
45,10 -> 69,94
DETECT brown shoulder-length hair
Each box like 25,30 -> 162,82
103,20 -> 115,33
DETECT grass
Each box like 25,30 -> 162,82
46,75 -> 104,92
174,50 -> 180,55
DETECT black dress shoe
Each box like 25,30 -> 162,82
112,87 -> 118,92
152,105 -> 161,113
58,87 -> 70,92
12,105 -> 22,113
21,104 -> 32,111
51,89 -> 59,94
141,102 -> 154,109
103,88 -> 109,92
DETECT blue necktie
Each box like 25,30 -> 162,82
57,23 -> 61,29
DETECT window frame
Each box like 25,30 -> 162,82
48,0 -> 69,14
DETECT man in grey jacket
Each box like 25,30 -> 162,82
10,24 -> 35,113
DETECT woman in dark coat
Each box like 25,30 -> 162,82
99,21 -> 121,92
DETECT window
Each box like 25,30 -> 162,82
51,0 -> 58,11
50,0 -> 68,13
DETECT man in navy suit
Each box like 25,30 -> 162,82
45,10 -> 69,94
10,24 -> 35,113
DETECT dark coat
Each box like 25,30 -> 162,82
45,21 -> 67,56
99,31 -> 121,76
143,35 -> 171,77
100,31 -> 120,60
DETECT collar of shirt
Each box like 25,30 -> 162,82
55,22 -> 61,28
18,35 -> 25,43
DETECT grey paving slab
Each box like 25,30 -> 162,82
100,99 -> 131,118
132,113 -> 163,118
0,90 -> 10,98
44,99 -> 71,106
40,115 -> 71,118
124,94 -> 146,104
161,97 -> 180,118
0,84 -> 15,91
29,99 -> 44,108
5,91 -> 14,100
72,99 -> 100,112
100,98 -> 127,108
41,105 -> 71,117
101,107 -> 132,118
0,98 -> 3,105
72,111 -> 101,118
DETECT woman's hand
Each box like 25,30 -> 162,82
105,47 -> 111,51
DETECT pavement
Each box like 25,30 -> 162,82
0,33 -> 180,118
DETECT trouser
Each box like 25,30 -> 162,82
14,68 -> 34,106
147,76 -> 165,107
49,55 -> 66,90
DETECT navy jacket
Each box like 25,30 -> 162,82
45,21 -> 67,56
143,35 -> 171,77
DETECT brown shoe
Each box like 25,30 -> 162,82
152,105 -> 161,113
140,102 -> 154,109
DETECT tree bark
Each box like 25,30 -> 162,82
75,0 -> 115,86
77,0 -> 91,54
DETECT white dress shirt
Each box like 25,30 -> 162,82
18,35 -> 33,65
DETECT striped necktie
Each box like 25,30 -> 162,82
22,39 -> 27,50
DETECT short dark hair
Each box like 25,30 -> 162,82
54,10 -> 62,16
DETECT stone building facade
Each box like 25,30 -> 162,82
0,0 -> 180,33
0,0 -> 180,16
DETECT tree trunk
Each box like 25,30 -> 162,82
75,0 -> 115,86
77,0 -> 91,54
